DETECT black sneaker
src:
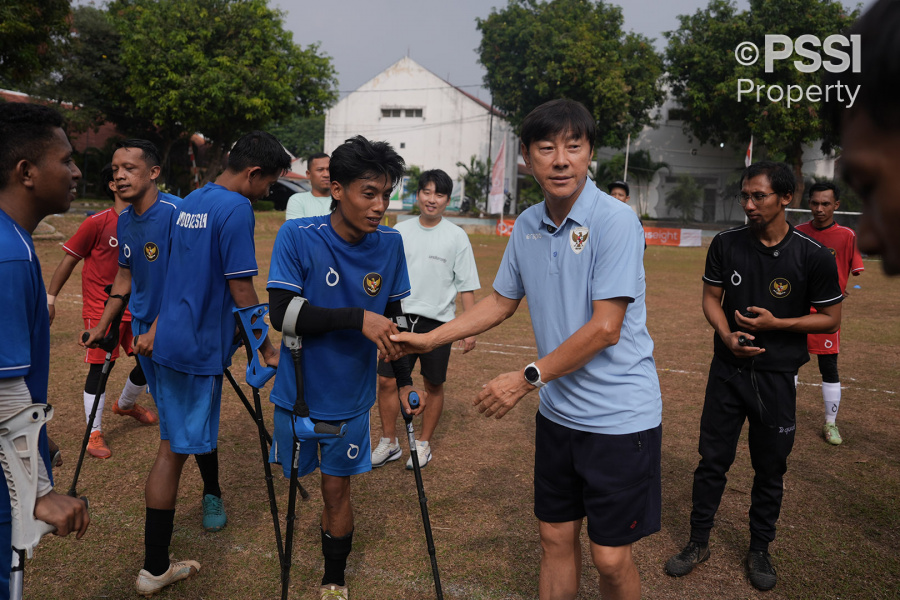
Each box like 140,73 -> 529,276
664,541 -> 710,577
746,550 -> 777,591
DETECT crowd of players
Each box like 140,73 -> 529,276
0,1 -> 898,598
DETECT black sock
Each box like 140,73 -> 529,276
194,450 -> 221,498
749,538 -> 769,553
144,508 -> 175,576
321,527 -> 353,587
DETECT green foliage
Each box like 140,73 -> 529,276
403,165 -> 422,201
0,0 -> 71,85
664,0 -> 860,202
477,0 -> 665,148
516,175 -> 545,212
593,153 -> 627,184
456,155 -> 490,216
267,115 -> 325,159
253,200 -> 274,212
665,174 -> 702,223
106,0 -> 337,181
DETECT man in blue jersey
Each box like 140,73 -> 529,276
130,131 -> 285,596
267,135 -> 423,600
393,100 -> 662,600
0,102 -> 90,599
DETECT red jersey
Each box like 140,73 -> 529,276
62,208 -> 132,321
795,221 -> 864,293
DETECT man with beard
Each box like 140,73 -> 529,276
664,161 -> 842,591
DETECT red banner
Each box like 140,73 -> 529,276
496,219 -> 515,237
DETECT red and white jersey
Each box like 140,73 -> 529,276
62,208 -> 132,321
795,220 -> 864,293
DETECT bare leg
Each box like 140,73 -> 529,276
590,542 -> 640,600
417,379 -> 444,443
146,440 -> 189,509
320,473 -> 353,536
539,519 -> 582,600
376,375 -> 401,441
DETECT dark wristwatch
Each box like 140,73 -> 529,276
524,362 -> 545,389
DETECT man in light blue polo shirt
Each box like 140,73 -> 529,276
392,99 -> 661,600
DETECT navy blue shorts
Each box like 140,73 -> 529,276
534,412 -> 661,547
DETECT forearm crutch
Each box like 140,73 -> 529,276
401,392 -> 443,600
69,288 -> 130,498
280,297 -> 347,600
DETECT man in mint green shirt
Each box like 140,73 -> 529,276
285,152 -> 331,220
371,169 -> 480,469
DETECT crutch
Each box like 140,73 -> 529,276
401,392 -> 443,599
69,288 -> 130,497
279,297 -> 347,600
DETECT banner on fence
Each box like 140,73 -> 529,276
644,227 -> 702,247
496,219 -> 515,237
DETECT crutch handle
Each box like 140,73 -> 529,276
290,414 -> 347,441
400,392 -> 420,423
313,422 -> 347,436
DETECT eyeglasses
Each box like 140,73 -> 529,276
736,192 -> 777,206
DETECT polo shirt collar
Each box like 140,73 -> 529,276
540,177 -> 596,233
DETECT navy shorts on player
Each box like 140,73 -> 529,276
534,412 -> 661,547
376,315 -> 452,384
270,406 -> 372,478
153,364 -> 222,454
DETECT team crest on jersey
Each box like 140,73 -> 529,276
770,277 -> 791,298
570,227 -> 589,254
363,273 -> 382,297
143,242 -> 159,262
828,247 -> 836,257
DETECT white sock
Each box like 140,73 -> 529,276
118,377 -> 144,410
823,382 -> 841,424
794,374 -> 799,389
84,391 -> 105,432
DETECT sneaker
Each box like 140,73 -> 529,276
320,584 -> 349,599
823,422 -> 843,445
371,437 -> 401,468
405,440 -> 431,470
664,541 -> 710,577
113,399 -> 158,425
201,494 -> 227,532
87,431 -> 111,459
135,559 -> 201,596
746,550 -> 777,591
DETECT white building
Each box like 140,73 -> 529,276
324,57 -> 518,209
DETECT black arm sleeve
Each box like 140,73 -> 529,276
268,288 -> 365,334
383,300 -> 413,389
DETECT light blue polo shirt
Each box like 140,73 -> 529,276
493,178 -> 661,435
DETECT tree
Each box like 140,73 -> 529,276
0,0 -> 72,86
666,174 -> 702,223
593,153 -> 627,186
107,0 -> 337,183
664,0 -> 859,205
477,0 -> 665,149
267,115 -> 325,160
456,155 -> 490,216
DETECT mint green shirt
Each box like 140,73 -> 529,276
285,191 -> 332,220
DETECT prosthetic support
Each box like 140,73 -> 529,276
0,404 -> 58,600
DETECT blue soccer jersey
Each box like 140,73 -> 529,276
267,216 -> 410,420
153,183 -> 258,376
0,208 -> 53,569
117,192 -> 180,326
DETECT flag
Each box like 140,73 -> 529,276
487,140 -> 506,215
745,136 -> 753,168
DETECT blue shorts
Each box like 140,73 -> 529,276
131,319 -> 157,397
270,406 -> 371,478
153,364 -> 222,454
534,412 -> 661,547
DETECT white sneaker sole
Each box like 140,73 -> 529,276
371,448 -> 401,468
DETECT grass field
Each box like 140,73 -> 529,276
28,208 -> 899,599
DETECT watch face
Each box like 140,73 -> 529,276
524,366 -> 539,383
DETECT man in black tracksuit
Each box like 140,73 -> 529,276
665,161 -> 843,591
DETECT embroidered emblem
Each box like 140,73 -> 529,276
570,227 -> 589,254
143,242 -> 159,262
770,277 -> 791,298
364,273 -> 383,297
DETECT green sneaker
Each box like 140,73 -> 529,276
823,422 -> 843,445
201,494 -> 227,532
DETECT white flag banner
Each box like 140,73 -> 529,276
487,140 -> 506,214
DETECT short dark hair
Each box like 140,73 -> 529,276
520,99 -> 596,150
306,152 -> 329,170
824,0 -> 900,132
100,162 -> 115,200
228,131 -> 292,177
808,181 -> 839,202
0,102 -> 65,189
741,161 -> 795,197
329,136 -> 405,210
608,180 -> 629,196
116,139 -> 162,168
418,169 -> 453,196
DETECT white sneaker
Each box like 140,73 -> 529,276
406,440 -> 431,470
135,559 -> 200,596
371,437 -> 401,467
320,583 -> 349,599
